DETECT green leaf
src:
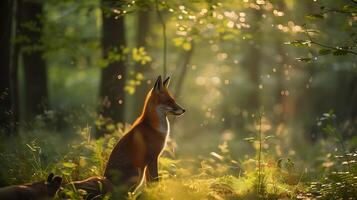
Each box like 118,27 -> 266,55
136,73 -> 144,81
173,37 -> 184,47
296,57 -> 312,62
182,42 -> 192,51
305,14 -> 324,20
63,162 -> 77,168
264,135 -> 275,140
242,33 -> 253,40
285,40 -> 310,47
62,171 -> 71,176
342,5 -> 357,13
210,152 -> 224,161
277,158 -> 284,169
124,85 -> 135,95
132,47 -> 152,65
306,29 -> 320,34
26,144 -> 36,152
333,50 -> 348,56
286,158 -> 295,171
222,34 -> 235,41
319,49 -> 332,55
243,137 -> 255,141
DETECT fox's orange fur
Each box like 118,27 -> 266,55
104,76 -> 185,192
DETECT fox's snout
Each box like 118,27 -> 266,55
163,103 -> 185,115
171,104 -> 185,115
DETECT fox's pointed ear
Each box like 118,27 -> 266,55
47,173 -> 54,183
153,75 -> 163,93
163,76 -> 170,88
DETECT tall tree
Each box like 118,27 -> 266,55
19,0 -> 48,120
131,8 -> 151,118
0,0 -> 19,134
0,0 -> 13,133
97,0 -> 126,135
174,41 -> 194,98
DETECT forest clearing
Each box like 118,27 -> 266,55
0,0 -> 356,199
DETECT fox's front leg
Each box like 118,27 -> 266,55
146,157 -> 159,182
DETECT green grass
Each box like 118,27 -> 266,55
0,114 -> 356,200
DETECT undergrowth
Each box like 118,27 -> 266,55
0,111 -> 356,199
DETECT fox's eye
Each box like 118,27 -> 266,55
167,99 -> 175,104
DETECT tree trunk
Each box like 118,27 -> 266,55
133,9 -> 151,118
0,0 -> 19,134
0,0 -> 14,133
175,41 -> 194,98
19,0 -> 48,120
97,0 -> 126,136
169,42 -> 194,128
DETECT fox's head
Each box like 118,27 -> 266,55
25,173 -> 62,198
147,76 -> 185,116
0,173 -> 62,200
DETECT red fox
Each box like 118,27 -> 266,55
0,173 -> 62,200
104,75 -> 185,192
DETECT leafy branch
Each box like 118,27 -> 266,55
303,25 -> 357,56
320,8 -> 356,15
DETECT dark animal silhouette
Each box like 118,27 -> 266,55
0,173 -> 62,200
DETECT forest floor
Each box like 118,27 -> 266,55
0,122 -> 356,200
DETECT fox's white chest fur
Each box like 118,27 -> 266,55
156,106 -> 170,138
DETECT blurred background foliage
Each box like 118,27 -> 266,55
0,0 -> 356,199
